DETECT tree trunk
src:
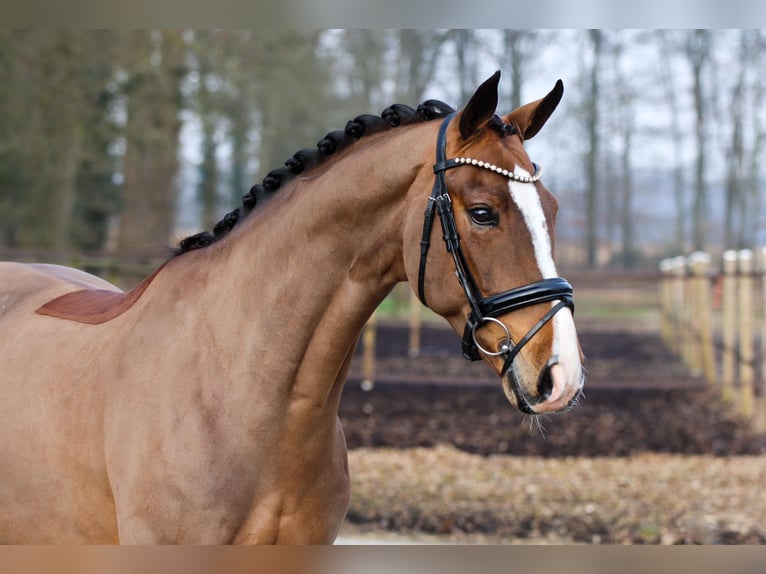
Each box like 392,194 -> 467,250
585,30 -> 603,268
452,30 -> 477,105
117,30 -> 185,256
657,31 -> 687,254
611,32 -> 636,268
503,30 -> 540,111
395,30 -> 448,104
2,31 -> 87,250
686,30 -> 712,252
194,31 -> 220,229
252,31 -> 330,181
620,128 -> 635,267
725,68 -> 745,249
747,32 -> 765,247
72,30 -> 121,251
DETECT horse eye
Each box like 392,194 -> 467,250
469,207 -> 497,226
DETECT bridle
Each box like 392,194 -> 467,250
417,112 -> 575,378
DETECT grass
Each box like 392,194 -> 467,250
374,277 -> 663,329
341,446 -> 766,544
572,284 -> 661,326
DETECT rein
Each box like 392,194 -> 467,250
417,112 -> 575,377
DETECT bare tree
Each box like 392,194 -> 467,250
502,30 -> 540,110
746,31 -> 766,247
584,30 -> 604,268
191,30 -> 224,230
394,30 -> 449,104
656,31 -> 688,254
250,31 -> 335,181
451,30 -> 478,105
611,32 -> 637,267
71,31 -> 122,251
684,30 -> 713,252
724,31 -> 749,249
0,32 -> 100,251
117,30 -> 186,255
0,31 -> 124,252
338,30 -> 390,112
219,31 -> 257,209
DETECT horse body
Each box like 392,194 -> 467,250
0,127 -> 423,543
0,73 -> 583,544
0,262 -> 119,542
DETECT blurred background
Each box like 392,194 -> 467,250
2,29 -> 764,269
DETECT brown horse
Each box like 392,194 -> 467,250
0,72 -> 583,544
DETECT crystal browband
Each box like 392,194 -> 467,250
446,157 -> 543,183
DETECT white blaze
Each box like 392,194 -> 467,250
507,169 -> 557,280
508,168 -> 582,386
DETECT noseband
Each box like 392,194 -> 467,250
417,113 -> 574,377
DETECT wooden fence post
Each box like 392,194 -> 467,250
665,256 -> 685,360
683,254 -> 701,374
673,256 -> 688,357
361,312 -> 377,391
690,252 -> 716,384
680,256 -> 697,371
409,289 -> 421,358
721,250 -> 738,402
658,259 -> 675,349
738,250 -> 755,420
758,247 -> 766,432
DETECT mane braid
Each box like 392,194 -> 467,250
174,99 -> 455,256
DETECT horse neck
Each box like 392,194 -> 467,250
154,125 -> 433,407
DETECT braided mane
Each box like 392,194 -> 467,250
175,99 -> 457,255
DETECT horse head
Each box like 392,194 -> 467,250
403,71 -> 584,415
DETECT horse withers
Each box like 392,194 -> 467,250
0,71 -> 583,544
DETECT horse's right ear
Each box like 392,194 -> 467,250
458,71 -> 501,140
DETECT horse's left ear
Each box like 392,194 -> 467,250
458,71 -> 501,140
504,79 -> 564,141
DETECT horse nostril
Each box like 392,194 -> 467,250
537,363 -> 555,401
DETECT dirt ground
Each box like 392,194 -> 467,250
339,447 -> 766,545
336,320 -> 766,544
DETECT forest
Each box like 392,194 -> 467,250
0,29 -> 764,268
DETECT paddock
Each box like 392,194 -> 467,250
338,272 -> 765,544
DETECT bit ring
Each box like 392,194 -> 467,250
471,317 -> 513,357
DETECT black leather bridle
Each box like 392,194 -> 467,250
417,112 -> 575,378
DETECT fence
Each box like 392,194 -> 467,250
0,248 -> 159,290
359,287 -> 428,389
659,250 -> 766,431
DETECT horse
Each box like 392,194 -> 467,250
0,71 -> 583,544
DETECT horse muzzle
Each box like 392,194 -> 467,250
459,278 -> 582,415
503,357 -> 585,414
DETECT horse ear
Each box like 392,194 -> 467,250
504,79 -> 564,141
458,71 -> 501,140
